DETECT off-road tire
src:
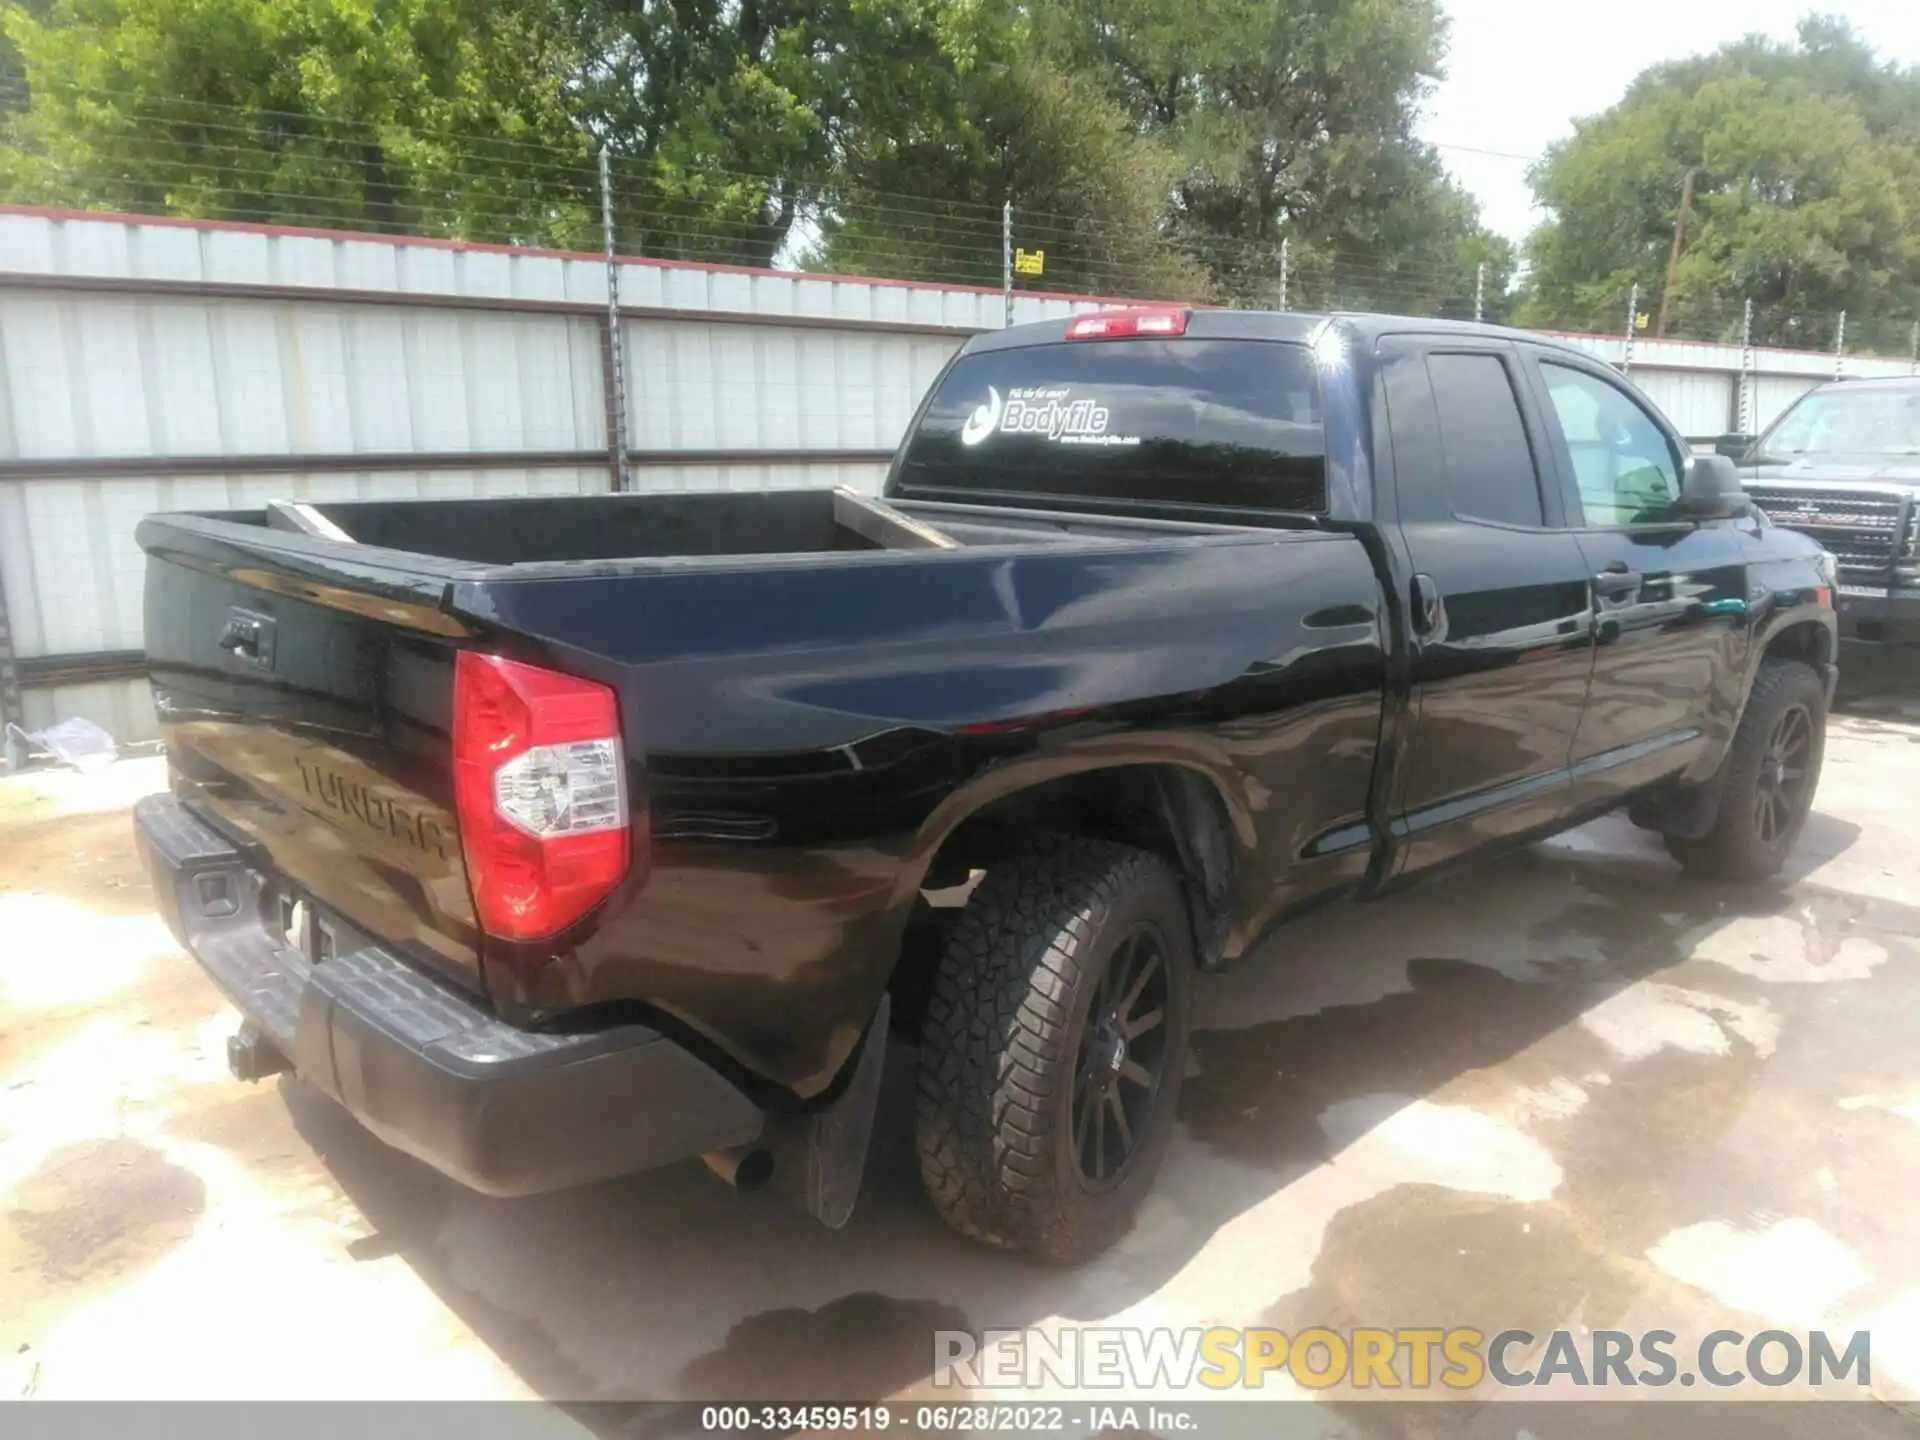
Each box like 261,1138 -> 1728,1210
1665,658 -> 1826,883
914,835 -> 1194,1263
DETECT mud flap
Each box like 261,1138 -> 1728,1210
765,994 -> 889,1229
1630,769 -> 1728,840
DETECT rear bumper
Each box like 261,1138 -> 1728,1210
135,793 -> 764,1196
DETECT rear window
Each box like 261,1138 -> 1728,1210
894,338 -> 1326,513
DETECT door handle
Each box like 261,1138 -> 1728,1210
1410,572 -> 1444,636
1592,565 -> 1643,598
218,608 -> 276,668
218,618 -> 260,657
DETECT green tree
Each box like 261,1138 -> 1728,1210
803,5 -> 1200,299
571,0 -> 867,266
0,0 -> 1513,305
0,0 -> 593,243
583,0 -> 1199,287
1036,0 -> 1510,311
1518,15 -> 1920,351
1,0 -> 1185,274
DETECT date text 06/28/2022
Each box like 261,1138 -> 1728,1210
699,1406 -> 1192,1433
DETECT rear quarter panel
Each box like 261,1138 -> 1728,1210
453,531 -> 1388,1098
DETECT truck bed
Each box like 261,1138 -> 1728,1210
256,486 -> 1257,567
137,485 -> 1385,1094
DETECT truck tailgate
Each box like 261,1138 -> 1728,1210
140,517 -> 485,993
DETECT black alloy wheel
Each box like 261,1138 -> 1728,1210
1753,702 -> 1814,846
1071,924 -> 1171,1190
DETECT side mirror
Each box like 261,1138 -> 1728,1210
1713,433 -> 1755,461
1681,454 -> 1747,520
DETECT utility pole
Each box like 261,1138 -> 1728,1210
1739,298 -> 1755,436
1834,310 -> 1848,380
1473,261 -> 1486,324
1279,238 -> 1291,311
0,553 -> 21,751
1002,200 -> 1013,329
1655,168 -> 1695,339
1623,282 -> 1641,374
1910,320 -> 1919,376
598,147 -> 629,493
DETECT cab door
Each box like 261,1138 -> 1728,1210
1376,337 -> 1597,879
1518,350 -> 1749,807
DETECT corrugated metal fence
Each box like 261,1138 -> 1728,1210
1,206 -> 1914,745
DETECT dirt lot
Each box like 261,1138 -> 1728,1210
6,693 -> 1920,1431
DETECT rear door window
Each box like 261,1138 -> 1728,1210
1425,353 -> 1546,527
894,339 -> 1326,513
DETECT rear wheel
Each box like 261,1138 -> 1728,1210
1665,658 -> 1825,883
914,835 -> 1193,1263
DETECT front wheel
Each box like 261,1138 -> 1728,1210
1665,658 -> 1826,883
914,836 -> 1194,1263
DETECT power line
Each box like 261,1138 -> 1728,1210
1424,139 -> 1541,164
6,76 -> 1902,349
1,74 -> 1555,232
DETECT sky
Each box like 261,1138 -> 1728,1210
1420,0 -> 1920,243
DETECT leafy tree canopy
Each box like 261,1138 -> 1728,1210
1519,13 -> 1920,351
1035,0 -> 1513,313
0,0 -> 1508,308
0,0 -> 594,244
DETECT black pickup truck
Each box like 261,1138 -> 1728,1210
135,309 -> 1837,1263
1719,374 -> 1920,649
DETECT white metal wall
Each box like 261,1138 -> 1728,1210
1630,369 -> 1735,437
20,678 -> 153,743
625,317 -> 959,458
2,208 -> 1916,746
0,293 -> 607,460
1544,331 -> 1909,431
0,465 -> 608,658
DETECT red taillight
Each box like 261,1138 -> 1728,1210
452,652 -> 631,942
1066,307 -> 1191,341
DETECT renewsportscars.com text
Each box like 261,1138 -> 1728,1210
933,1326 -> 1872,1391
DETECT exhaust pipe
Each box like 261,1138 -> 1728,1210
701,992 -> 890,1222
226,1021 -> 292,1083
703,1143 -> 774,1192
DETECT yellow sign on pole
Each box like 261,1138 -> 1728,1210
1634,312 -> 1651,332
1014,248 -> 1045,277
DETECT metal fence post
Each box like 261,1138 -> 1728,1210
1278,238 -> 1291,312
1739,298 -> 1755,436
1473,262 -> 1486,324
1834,310 -> 1847,380
0,562 -> 22,749
599,147 -> 630,493
1002,200 -> 1013,329
1622,282 -> 1640,374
